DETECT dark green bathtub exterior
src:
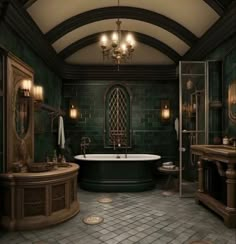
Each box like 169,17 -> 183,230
75,154 -> 160,192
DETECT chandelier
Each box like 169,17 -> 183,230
100,0 -> 135,67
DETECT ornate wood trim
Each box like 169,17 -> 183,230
62,64 -> 177,81
6,54 -> 34,172
59,31 -> 181,63
45,7 -> 197,47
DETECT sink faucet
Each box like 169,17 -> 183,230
80,137 -> 91,158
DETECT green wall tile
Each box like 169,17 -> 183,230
0,22 -> 63,165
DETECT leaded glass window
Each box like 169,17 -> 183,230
104,84 -> 131,148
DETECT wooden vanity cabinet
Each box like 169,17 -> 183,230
0,163 -> 80,231
191,145 -> 236,228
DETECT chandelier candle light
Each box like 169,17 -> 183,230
100,0 -> 135,69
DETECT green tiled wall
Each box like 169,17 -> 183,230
63,80 -> 179,163
0,22 -> 62,165
207,34 -> 236,138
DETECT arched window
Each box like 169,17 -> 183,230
104,84 -> 131,148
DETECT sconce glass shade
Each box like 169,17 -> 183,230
161,105 -> 170,119
21,79 -> 32,96
161,100 -> 170,121
70,105 -> 78,119
33,86 -> 43,102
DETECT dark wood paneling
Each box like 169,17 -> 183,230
45,7 -> 197,47
59,31 -> 181,63
62,64 -> 177,81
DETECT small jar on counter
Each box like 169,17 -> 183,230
223,136 -> 229,145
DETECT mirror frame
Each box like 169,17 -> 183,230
6,54 -> 34,172
228,80 -> 236,123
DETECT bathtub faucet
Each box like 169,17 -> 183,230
80,137 -> 91,158
113,138 -> 122,158
113,137 -> 128,159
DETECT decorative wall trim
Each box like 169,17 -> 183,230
45,7 -> 197,47
3,1 -> 63,75
62,64 -> 177,81
183,1 -> 236,60
59,31 -> 181,63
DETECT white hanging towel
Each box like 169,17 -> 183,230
58,116 -> 65,149
175,117 -> 179,140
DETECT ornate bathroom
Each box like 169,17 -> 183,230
0,1 -> 236,243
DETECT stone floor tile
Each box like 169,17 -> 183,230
0,187 -> 235,244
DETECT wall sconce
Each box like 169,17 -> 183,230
33,85 -> 43,103
161,100 -> 170,122
21,79 -> 32,97
69,105 -> 78,119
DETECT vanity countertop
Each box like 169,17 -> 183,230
191,144 -> 236,162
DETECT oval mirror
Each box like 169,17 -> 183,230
14,80 -> 31,139
228,80 -> 236,123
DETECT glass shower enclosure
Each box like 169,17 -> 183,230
179,61 -> 208,197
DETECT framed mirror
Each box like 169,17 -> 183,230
228,80 -> 236,123
6,54 -> 34,172
14,79 -> 31,139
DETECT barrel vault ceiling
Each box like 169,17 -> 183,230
18,0 -> 234,66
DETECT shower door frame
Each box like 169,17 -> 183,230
179,61 -> 209,197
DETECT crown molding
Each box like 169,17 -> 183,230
62,64 -> 177,81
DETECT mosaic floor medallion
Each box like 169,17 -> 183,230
189,241 -> 212,244
83,215 -> 104,225
97,197 -> 113,203
161,191 -> 176,196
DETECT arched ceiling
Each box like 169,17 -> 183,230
19,0 -> 233,65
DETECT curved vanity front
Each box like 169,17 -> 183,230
0,163 -> 80,231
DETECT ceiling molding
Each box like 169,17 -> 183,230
45,7 -> 198,47
183,1 -> 236,60
62,64 -> 177,81
59,31 -> 181,63
203,0 -> 225,16
3,1 -> 63,75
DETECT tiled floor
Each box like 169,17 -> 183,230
0,186 -> 235,244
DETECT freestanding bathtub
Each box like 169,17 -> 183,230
74,154 -> 161,192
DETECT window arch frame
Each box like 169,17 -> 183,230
104,83 -> 132,148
